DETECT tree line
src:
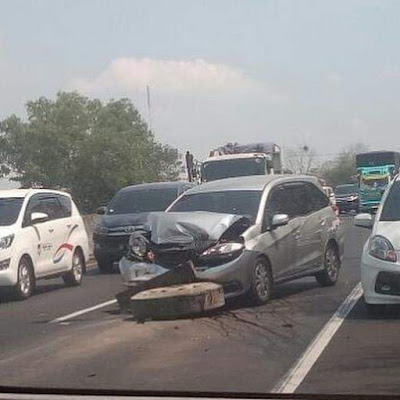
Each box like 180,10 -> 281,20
0,92 -> 181,213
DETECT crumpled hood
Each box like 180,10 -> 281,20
100,212 -> 150,229
142,211 -> 251,245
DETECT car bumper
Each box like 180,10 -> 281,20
336,201 -> 358,212
94,243 -> 127,262
119,250 -> 259,299
0,254 -> 18,287
361,251 -> 400,304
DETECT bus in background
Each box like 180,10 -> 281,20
356,151 -> 400,213
201,142 -> 282,182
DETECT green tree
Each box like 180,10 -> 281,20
0,92 -> 180,212
320,143 -> 369,187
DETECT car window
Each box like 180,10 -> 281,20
40,196 -> 65,220
380,181 -> 400,221
0,198 -> 24,226
169,190 -> 262,222
24,194 -> 64,223
57,194 -> 72,217
305,183 -> 330,211
108,188 -> 179,215
283,183 -> 310,217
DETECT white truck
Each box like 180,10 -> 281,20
200,142 -> 282,182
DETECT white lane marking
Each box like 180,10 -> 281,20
272,282 -> 363,394
50,299 -> 117,323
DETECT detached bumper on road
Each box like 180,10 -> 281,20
361,251 -> 400,304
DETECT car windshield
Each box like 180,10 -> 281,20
169,190 -> 262,221
380,181 -> 400,221
107,188 -> 178,215
0,198 -> 24,226
335,185 -> 358,195
361,177 -> 389,190
201,158 -> 265,181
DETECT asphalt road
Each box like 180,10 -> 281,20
0,217 -> 390,396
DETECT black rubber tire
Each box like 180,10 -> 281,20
248,257 -> 273,305
365,303 -> 386,317
63,250 -> 84,287
315,244 -> 340,287
13,256 -> 35,300
97,258 -> 115,274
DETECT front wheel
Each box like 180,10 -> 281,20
248,258 -> 273,305
63,250 -> 84,287
13,256 -> 35,300
315,244 -> 340,286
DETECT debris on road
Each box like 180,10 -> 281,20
130,282 -> 225,321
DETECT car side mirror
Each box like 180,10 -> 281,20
354,213 -> 373,229
271,214 -> 289,229
96,206 -> 107,215
31,212 -> 49,224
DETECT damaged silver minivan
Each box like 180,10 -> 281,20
119,175 -> 344,304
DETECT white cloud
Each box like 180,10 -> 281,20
71,58 -> 259,94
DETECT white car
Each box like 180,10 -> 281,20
0,189 -> 90,299
355,176 -> 400,314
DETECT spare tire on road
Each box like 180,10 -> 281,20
130,282 -> 225,321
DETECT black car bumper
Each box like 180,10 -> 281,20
93,234 -> 130,262
336,200 -> 359,213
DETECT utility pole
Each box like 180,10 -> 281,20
146,85 -> 152,132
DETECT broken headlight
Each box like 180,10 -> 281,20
201,242 -> 244,257
128,233 -> 149,259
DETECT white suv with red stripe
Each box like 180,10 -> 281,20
0,189 -> 89,299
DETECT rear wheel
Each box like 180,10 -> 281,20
13,256 -> 35,300
63,250 -> 84,287
315,244 -> 340,286
248,258 -> 273,305
97,259 -> 115,274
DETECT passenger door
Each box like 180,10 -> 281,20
23,194 -> 58,276
40,195 -> 71,273
261,185 -> 304,280
299,183 -> 331,271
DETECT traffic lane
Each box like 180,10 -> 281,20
0,219 -> 368,392
0,266 -> 122,359
298,286 -> 400,392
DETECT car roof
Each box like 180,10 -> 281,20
336,183 -> 357,187
0,188 -> 71,199
185,174 -> 319,194
204,153 -> 268,162
119,181 -> 192,193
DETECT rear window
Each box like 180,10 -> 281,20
380,181 -> 400,221
335,185 -> 358,195
169,190 -> 262,222
108,188 -> 178,215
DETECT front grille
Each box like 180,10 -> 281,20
96,235 -> 130,249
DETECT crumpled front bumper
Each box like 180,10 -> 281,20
119,249 -> 259,299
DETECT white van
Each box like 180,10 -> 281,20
0,189 -> 89,299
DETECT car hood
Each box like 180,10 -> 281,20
100,212 -> 151,229
375,222 -> 400,250
142,211 -> 251,245
336,194 -> 358,199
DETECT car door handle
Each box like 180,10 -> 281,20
49,228 -> 54,233
67,224 -> 72,228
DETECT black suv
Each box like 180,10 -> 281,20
335,184 -> 359,214
93,181 -> 194,273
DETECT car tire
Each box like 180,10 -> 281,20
315,243 -> 340,287
97,259 -> 115,274
248,257 -> 273,305
13,256 -> 35,300
63,250 -> 84,287
365,302 -> 386,317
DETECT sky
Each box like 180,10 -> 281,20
1,0 -> 400,162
